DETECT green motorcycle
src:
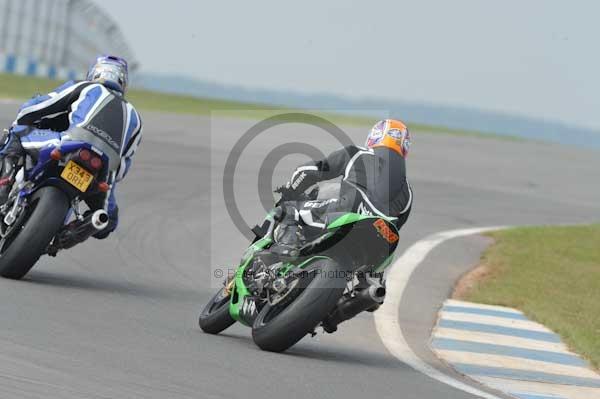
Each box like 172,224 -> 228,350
199,187 -> 399,352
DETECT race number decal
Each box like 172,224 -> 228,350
373,219 -> 399,244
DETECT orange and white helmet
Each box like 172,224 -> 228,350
365,119 -> 411,158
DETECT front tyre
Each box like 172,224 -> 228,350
0,186 -> 70,279
252,258 -> 347,352
199,287 -> 236,334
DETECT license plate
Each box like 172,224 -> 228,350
60,160 -> 94,192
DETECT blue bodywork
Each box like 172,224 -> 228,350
26,141 -> 109,193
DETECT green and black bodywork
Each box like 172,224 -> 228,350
199,205 -> 399,352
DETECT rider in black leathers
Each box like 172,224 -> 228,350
274,119 -> 412,246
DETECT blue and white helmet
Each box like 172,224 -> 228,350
87,55 -> 129,94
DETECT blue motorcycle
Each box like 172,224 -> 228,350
0,127 -> 119,279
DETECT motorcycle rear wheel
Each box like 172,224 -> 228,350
252,257 -> 347,352
0,186 -> 70,280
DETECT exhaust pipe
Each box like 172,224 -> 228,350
55,210 -> 109,251
90,210 -> 109,231
322,283 -> 386,333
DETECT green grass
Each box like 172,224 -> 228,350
0,73 -> 517,140
0,72 -> 268,114
459,225 -> 600,369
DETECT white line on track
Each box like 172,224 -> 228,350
374,227 -> 507,399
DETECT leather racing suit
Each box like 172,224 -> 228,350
282,145 -> 412,231
0,80 -> 143,238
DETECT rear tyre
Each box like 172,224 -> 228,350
252,258 -> 347,352
199,287 -> 236,334
0,186 -> 70,280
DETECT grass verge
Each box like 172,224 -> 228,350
0,73 -> 517,140
0,73 -> 268,114
457,225 -> 600,369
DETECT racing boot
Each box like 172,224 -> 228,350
273,206 -> 305,256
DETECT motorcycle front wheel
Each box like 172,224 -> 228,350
199,286 -> 236,334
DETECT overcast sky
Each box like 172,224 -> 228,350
98,0 -> 599,129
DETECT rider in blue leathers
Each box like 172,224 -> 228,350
0,55 -> 142,238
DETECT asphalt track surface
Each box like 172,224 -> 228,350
0,105 -> 599,399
